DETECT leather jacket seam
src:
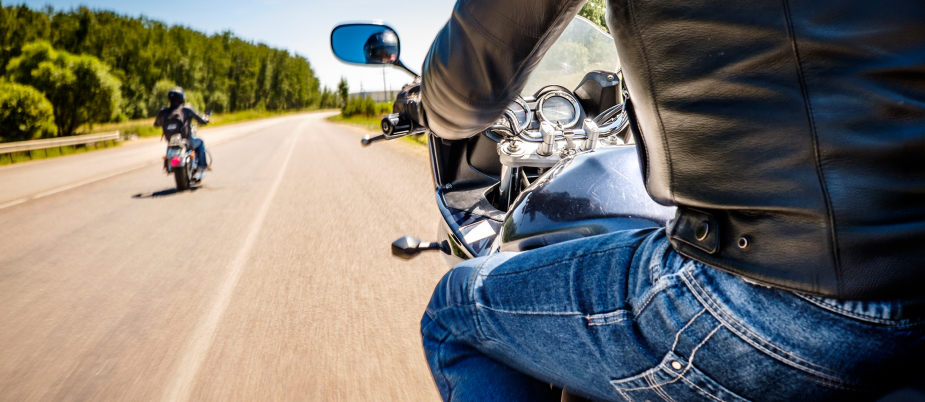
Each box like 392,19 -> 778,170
781,0 -> 844,291
627,0 -> 674,200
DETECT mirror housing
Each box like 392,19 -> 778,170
330,23 -> 420,78
391,235 -> 449,260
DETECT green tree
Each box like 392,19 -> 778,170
1,3 -> 323,121
578,0 -> 608,32
0,80 -> 57,142
147,78 -> 177,116
6,41 -> 122,136
337,77 -> 349,108
318,85 -> 338,109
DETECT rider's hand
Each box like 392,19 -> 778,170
392,81 -> 425,129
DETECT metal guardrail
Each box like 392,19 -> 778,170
0,131 -> 120,154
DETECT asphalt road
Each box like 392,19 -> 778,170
0,111 -> 445,401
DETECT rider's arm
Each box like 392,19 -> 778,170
153,109 -> 165,127
419,0 -> 585,140
184,107 -> 210,125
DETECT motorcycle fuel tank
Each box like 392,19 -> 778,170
501,146 -> 676,252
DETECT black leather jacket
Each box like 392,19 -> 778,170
420,0 -> 925,300
154,105 -> 210,140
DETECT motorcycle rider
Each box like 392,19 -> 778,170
364,31 -> 399,64
154,87 -> 211,174
402,0 -> 925,400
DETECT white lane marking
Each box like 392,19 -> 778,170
0,164 -> 151,211
65,360 -> 81,378
33,164 -> 150,199
160,130 -> 300,402
0,199 -> 27,210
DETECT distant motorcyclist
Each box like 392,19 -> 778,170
154,87 -> 211,173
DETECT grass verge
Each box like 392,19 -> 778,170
81,108 -> 329,138
327,113 -> 428,147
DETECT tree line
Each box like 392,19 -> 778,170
0,2 -> 341,142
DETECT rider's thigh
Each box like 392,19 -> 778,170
426,228 -> 925,401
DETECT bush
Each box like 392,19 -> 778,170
147,79 -> 177,117
342,96 -> 391,118
0,81 -> 57,142
6,41 -> 122,136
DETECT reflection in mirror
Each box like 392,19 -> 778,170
331,24 -> 400,65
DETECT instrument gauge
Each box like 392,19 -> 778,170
537,91 -> 581,129
505,97 -> 532,133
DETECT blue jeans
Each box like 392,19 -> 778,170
190,138 -> 208,168
422,229 -> 925,401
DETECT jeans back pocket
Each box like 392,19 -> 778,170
610,350 -> 752,402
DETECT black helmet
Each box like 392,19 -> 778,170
168,87 -> 186,105
363,30 -> 398,64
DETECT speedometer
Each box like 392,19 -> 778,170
506,97 -> 532,132
537,91 -> 581,128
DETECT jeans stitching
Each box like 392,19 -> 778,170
616,388 -> 633,402
671,309 -> 707,352
648,237 -> 671,282
477,246 -> 634,277
587,310 -> 633,326
426,319 -> 455,401
588,316 -> 632,327
476,304 -> 584,316
683,270 -> 835,375
680,376 -> 726,402
646,374 -> 676,402
471,256 -> 496,342
633,273 -> 683,317
614,324 -> 721,392
795,294 -> 925,327
681,269 -> 858,390
686,324 -> 722,369
655,374 -> 677,402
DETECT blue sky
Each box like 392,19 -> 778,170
13,0 -> 457,93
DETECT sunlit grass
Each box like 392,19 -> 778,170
80,108 -> 331,138
0,109 -> 332,166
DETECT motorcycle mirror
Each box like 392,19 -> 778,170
331,24 -> 400,65
330,23 -> 419,78
391,235 -> 449,260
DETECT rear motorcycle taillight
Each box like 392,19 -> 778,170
170,157 -> 181,166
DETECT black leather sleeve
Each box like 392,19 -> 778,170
153,109 -> 166,127
420,0 -> 586,140
184,107 -> 209,125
